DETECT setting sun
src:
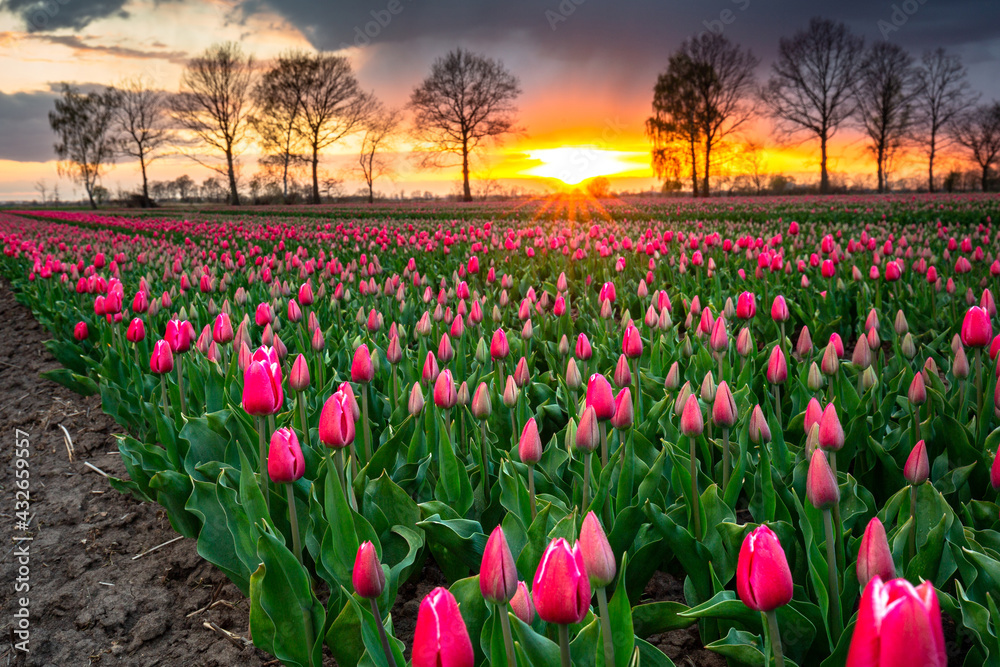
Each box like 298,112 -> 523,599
524,147 -> 643,185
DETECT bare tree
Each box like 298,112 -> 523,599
854,42 -> 921,193
409,48 -> 521,202
684,34 -> 759,195
915,49 -> 977,192
647,53 -> 702,196
763,18 -> 864,194
110,76 -> 169,206
48,84 -> 118,209
34,179 -> 48,204
170,42 -> 254,205
252,52 -> 311,202
952,102 -> 1000,192
359,103 -> 403,204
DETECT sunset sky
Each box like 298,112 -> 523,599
1,0 -> 999,201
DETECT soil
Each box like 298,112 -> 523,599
0,277 -> 726,667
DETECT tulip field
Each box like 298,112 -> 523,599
4,193 -> 1000,667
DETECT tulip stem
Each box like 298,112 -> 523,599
361,387 -> 372,464
909,484 -> 918,563
391,365 -> 399,413
975,347 -> 985,447
497,605 -> 517,667
558,624 -> 572,667
160,374 -> 170,419
258,416 -> 270,515
722,427 -> 731,491
479,420 -> 491,509
910,404 -> 921,446
688,435 -> 702,541
764,610 -> 785,667
634,357 -> 642,419
297,391 -> 309,446
527,464 -> 537,519
822,508 -> 843,643
176,360 -> 186,418
371,598 -> 398,667
600,421 -> 608,467
285,483 -> 302,566
772,385 -> 782,430
582,451 -> 592,512
597,587 -> 616,667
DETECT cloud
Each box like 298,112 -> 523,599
25,33 -> 188,63
0,90 -> 59,162
4,0 -> 130,32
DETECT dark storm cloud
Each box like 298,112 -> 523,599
0,90 -> 58,162
4,0 -> 129,32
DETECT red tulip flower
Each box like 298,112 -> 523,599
961,306 -> 992,347
268,427 -> 304,484
857,518 -> 895,588
736,525 -> 794,613
352,541 -> 386,599
412,588 -> 475,667
150,339 -> 174,374
480,526 -> 517,604
846,577 -> 946,667
319,390 -> 356,448
532,538 -> 591,625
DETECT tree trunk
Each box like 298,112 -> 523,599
689,138 -> 699,198
87,184 -> 97,210
226,150 -> 240,206
368,182 -> 374,204
928,129 -> 937,193
282,154 -> 290,203
462,138 -> 472,202
140,158 -> 150,207
702,139 -> 712,198
877,143 -> 886,194
311,146 -> 321,204
820,132 -> 830,194
983,165 -> 990,193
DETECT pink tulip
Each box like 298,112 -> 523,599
412,588 -> 474,667
532,538 -> 591,625
846,577 -> 945,667
352,541 -> 386,599
268,427 -> 304,484
736,525 -> 794,612
480,526 -> 517,604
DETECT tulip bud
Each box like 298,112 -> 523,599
586,374 -> 615,421
490,328 -> 510,359
862,366 -> 878,390
806,362 -> 824,391
736,525 -> 794,612
510,582 -> 535,624
289,354 -> 310,391
268,428 -> 304,484
713,381 -> 737,427
352,344 -> 374,384
749,404 -> 770,444
857,518 -> 896,588
502,375 -> 519,408
904,440 -> 930,486
961,306 -> 992,348
422,351 -> 440,384
413,588 -> 475,667
611,387 -> 633,430
513,356 -> 529,387
820,342 -> 840,376
907,371 -> 926,406
845,578 -> 946,667
680,394 -> 704,437
150,339 -> 174,374
796,325 -> 813,357
531,538 -> 591,625
953,346 -> 970,379
480,527 -> 517,604
408,382 -> 425,416
576,406 -> 600,453
319,391 -> 355,448
519,418 -> 543,464
613,354 -> 632,388
807,449 -> 840,510
894,310 -> 909,337
852,336 -> 872,369
767,345 -> 788,384
433,369 -> 457,409
622,322 -> 643,358
664,362 -> 681,390
471,382 -> 491,420
126,318 -> 146,343
771,296 -> 789,322
700,371 -> 716,403
580,512 -> 616,588
736,327 -> 753,357
818,404 -> 844,452
566,357 -> 582,390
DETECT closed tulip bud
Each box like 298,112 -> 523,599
237,341 -> 251,373
664,361 -> 681,390
437,333 -> 454,364
480,526 -> 517,604
771,295 -> 789,322
699,372 -> 716,404
566,357 -> 582,390
852,336 -> 872,369
351,344 -> 374,384
422,351 -> 440,383
513,357 -> 529,387
623,322 -> 643,358
586,374 -> 615,420
433,369 -> 457,409
749,404 -> 771,444
580,511 -> 616,588
490,328 -> 510,359
412,587 -> 475,667
576,406 -> 601,453
268,428 -> 304,484
807,449 -> 840,509
857,518 -> 896,588
805,423 -> 821,458
818,404 -> 844,451
613,354 -> 632,388
502,375 -> 519,408
475,337 -> 488,364
713,381 -> 737,427
455,381 -> 469,407
862,366 -> 878,390
908,372 -> 926,406
126,318 -> 145,343
289,354 -> 310,391
710,317 -> 729,352
386,335 -> 402,365
287,299 -> 302,323
796,325 -> 813,357
532,538 -> 591,625
767,346 -> 788,385
408,382 -> 425,416
737,291 -> 756,320
897,332 -> 916,359
242,360 -> 280,416
311,326 -> 325,351
510,582 -> 535,624
820,342 -> 840,376
806,362 -> 824,391
558,334 -> 570,356
736,327 -> 753,357
953,346 -> 970,379
213,313 -> 234,345
681,334 -> 694,358
904,440 -> 930,486
576,333 -> 593,360
519,418 -> 543,464
894,310 -> 908,337
674,382 -> 693,416
150,339 -> 174,374
319,391 -> 355,448
846,578 -> 946,667
736,525 -> 794,612
611,387 -> 633,430
961,306 -> 993,348
74,321 -> 89,341
680,394 -> 704,437
804,397 -> 823,433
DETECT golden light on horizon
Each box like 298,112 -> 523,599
523,146 -> 642,185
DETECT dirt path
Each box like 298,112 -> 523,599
0,280 -> 267,667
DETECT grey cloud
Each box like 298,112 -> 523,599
0,90 -> 59,162
4,0 -> 129,31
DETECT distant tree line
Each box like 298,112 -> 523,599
647,17 -> 998,196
